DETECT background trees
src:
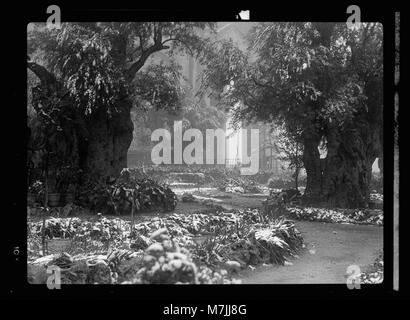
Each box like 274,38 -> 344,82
200,22 -> 383,208
275,125 -> 304,190
27,22 -> 215,186
27,21 -> 383,208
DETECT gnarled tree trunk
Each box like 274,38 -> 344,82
28,61 -> 134,184
322,114 -> 382,208
78,99 -> 133,179
299,23 -> 382,208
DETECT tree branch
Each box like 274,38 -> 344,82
251,76 -> 276,91
161,37 -> 195,56
27,61 -> 57,88
125,43 -> 170,81
139,35 -> 145,54
125,25 -> 169,82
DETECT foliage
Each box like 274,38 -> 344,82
275,124 -> 304,188
28,208 -> 305,283
246,171 -> 273,184
199,22 -> 383,205
217,176 -> 263,194
76,170 -> 177,215
125,165 -> 269,194
200,22 -> 382,133
180,87 -> 226,131
28,180 -> 44,195
133,229 -> 240,284
268,177 -> 302,190
113,170 -> 178,213
141,165 -> 265,193
286,206 -> 383,225
54,24 -> 126,115
126,164 -> 236,183
128,83 -> 227,159
28,22 -> 216,116
360,252 -> 383,284
27,22 -> 217,186
28,82 -> 79,193
370,172 -> 383,193
132,61 -> 184,115
370,193 -> 383,202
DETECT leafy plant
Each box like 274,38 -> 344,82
76,169 -> 178,214
286,206 -> 383,225
28,208 -> 305,284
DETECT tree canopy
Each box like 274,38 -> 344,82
200,22 -> 383,207
27,22 -> 216,181
28,22 -> 216,114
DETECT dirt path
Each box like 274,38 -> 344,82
240,221 -> 383,284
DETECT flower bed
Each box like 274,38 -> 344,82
286,206 -> 383,226
28,209 -> 304,284
360,253 -> 383,284
75,169 -> 178,215
125,165 -> 265,194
